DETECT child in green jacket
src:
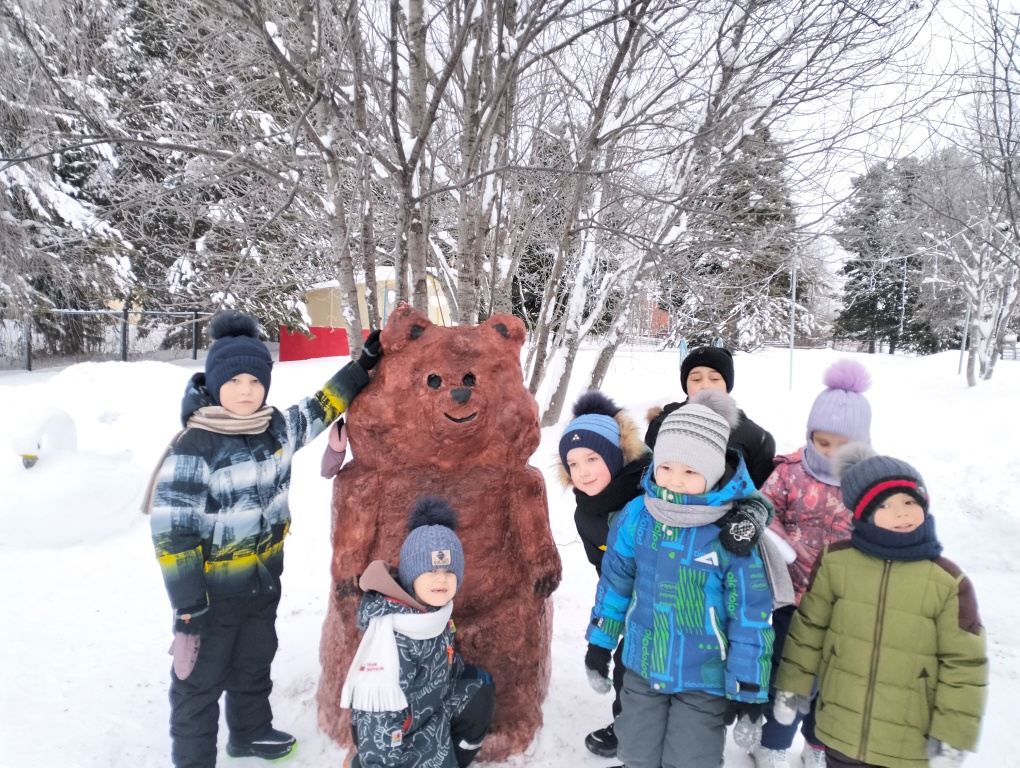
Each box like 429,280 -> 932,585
774,447 -> 987,768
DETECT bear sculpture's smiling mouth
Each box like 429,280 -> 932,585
444,412 -> 477,423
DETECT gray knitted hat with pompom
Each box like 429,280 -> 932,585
398,497 -> 465,591
653,389 -> 739,490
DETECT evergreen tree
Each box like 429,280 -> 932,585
833,159 -> 934,354
661,125 -> 808,349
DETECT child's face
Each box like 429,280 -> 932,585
811,430 -> 850,458
566,447 -> 613,496
685,366 -> 728,397
871,492 -> 925,533
655,461 -> 707,495
413,570 -> 458,607
218,374 -> 266,416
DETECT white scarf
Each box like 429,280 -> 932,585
340,601 -> 454,712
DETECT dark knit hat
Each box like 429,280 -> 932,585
681,346 -> 735,394
807,359 -> 872,444
205,313 -> 273,405
653,390 -> 739,490
836,444 -> 929,521
399,497 -> 465,592
559,391 -> 624,478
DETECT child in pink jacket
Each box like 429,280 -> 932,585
753,360 -> 873,768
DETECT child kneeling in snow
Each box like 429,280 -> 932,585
585,390 -> 777,768
774,448 -> 988,768
341,497 -> 495,768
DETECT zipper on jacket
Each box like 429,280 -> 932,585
859,561 -> 891,760
709,607 -> 728,661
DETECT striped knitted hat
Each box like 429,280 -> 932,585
837,447 -> 929,521
653,390 -> 739,490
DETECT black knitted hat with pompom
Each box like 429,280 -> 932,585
399,496 -> 465,591
204,312 -> 273,405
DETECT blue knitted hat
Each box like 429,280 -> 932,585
205,313 -> 273,406
559,392 -> 624,478
399,497 -> 465,592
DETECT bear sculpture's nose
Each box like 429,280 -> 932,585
451,387 -> 472,405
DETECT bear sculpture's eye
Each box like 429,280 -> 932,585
462,373 -> 476,387
427,374 -> 442,389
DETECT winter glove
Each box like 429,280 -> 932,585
169,632 -> 201,681
462,664 -> 494,686
724,700 -> 765,726
773,690 -> 812,726
320,418 -> 348,479
731,711 -> 765,752
173,604 -> 208,636
356,330 -> 382,372
584,643 -> 613,694
927,737 -> 966,768
717,494 -> 770,557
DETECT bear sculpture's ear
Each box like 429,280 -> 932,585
482,314 -> 526,347
381,302 -> 433,354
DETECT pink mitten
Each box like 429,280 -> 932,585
169,633 -> 201,680
320,419 -> 348,479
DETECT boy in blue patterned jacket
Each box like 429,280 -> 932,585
149,312 -> 380,768
585,389 -> 775,768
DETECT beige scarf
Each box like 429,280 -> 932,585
185,405 -> 274,435
139,406 -> 274,514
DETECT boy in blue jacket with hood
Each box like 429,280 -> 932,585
585,390 -> 775,768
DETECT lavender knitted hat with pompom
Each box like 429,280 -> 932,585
806,359 -> 872,444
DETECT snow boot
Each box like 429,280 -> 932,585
226,728 -> 297,760
585,723 -> 618,757
753,745 -> 791,768
802,745 -> 827,768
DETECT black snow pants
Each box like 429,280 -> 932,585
168,593 -> 280,768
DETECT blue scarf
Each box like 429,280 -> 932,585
851,513 -> 943,562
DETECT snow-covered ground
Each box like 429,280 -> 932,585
1,345 -> 1016,768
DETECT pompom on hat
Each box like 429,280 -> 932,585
204,312 -> 274,405
398,497 -> 465,592
559,391 -> 624,479
653,389 -> 740,490
835,443 -> 930,521
681,346 -> 735,394
807,359 -> 872,443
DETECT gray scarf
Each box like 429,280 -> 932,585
644,494 -> 732,528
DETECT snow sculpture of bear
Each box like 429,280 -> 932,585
316,304 -> 562,760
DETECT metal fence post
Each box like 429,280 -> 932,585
23,313 -> 32,371
120,306 -> 130,361
192,312 -> 199,359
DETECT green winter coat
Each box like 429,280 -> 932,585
777,541 -> 987,768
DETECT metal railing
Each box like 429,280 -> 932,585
1,309 -> 206,371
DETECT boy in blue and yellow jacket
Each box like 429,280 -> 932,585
149,312 -> 380,768
585,390 -> 775,768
